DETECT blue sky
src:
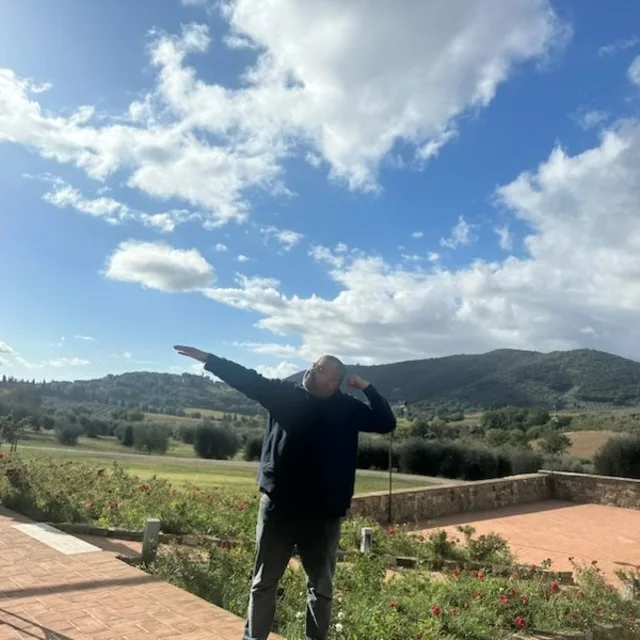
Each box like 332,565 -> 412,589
1,0 -> 640,381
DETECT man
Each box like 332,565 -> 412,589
174,345 -> 396,640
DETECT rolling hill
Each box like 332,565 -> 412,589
12,348 -> 640,413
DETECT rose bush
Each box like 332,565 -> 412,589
150,544 -> 640,639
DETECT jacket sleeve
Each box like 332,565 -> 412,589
203,354 -> 301,417
353,385 -> 397,434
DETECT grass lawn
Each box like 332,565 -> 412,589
20,431 -> 196,457
16,446 -> 433,494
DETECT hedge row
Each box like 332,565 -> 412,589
244,435 -> 542,481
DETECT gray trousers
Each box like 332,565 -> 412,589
242,494 -> 341,640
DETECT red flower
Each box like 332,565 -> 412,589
514,616 -> 527,630
499,595 -> 510,606
471,569 -> 479,577
576,590 -> 585,598
0,452 -> 4,459
551,581 -> 560,593
594,606 -> 603,615
477,572 -> 485,581
387,527 -> 397,536
430,605 -> 441,617
529,564 -> 537,572
389,601 -> 397,608
451,569 -> 460,578
569,613 -> 579,623
417,534 -> 426,542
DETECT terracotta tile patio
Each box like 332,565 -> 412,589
416,500 -> 640,581
0,507 -> 281,640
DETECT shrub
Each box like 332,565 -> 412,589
243,434 -> 263,461
538,428 -> 572,457
115,423 -> 134,447
55,424 -> 82,446
397,439 -> 511,480
42,416 -> 55,430
594,435 -> 640,478
194,423 -> 239,460
357,436 -> 392,470
133,423 -> 170,454
544,455 -> 594,475
175,423 -> 196,445
507,449 -> 543,475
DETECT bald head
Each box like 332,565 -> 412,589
302,354 -> 346,397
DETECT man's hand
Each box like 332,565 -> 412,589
346,374 -> 370,391
174,345 -> 210,363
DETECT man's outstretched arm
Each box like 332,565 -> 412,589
347,374 -> 397,434
174,346 -> 299,415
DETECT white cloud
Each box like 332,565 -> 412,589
194,121 -> 640,364
440,215 -> 474,249
232,341 -> 301,358
50,337 -> 66,348
215,243 -> 229,252
256,361 -> 300,379
13,354 -> 89,370
44,182 -> 121,220
74,335 -> 95,342
573,109 -> 609,131
628,56 -> 640,86
47,358 -> 90,368
427,252 -> 440,264
38,176 -> 195,232
0,2 -> 566,223
260,225 -> 304,250
0,342 -> 15,354
411,231 -> 424,239
236,254 -> 250,262
105,240 -> 215,292
401,254 -> 423,263
598,37 -> 640,57
495,225 -> 513,251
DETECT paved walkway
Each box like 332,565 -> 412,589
0,507 -> 281,640
417,500 -> 640,581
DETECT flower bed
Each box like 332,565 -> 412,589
0,455 -> 260,539
2,457 -> 640,639
149,542 -> 640,639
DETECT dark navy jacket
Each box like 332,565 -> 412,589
204,354 -> 396,517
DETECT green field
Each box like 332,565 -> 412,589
20,431 -> 197,457
16,445 -> 433,494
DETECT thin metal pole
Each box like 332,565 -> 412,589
387,430 -> 393,524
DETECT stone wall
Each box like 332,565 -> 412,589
349,469 -> 640,525
349,473 -> 551,524
543,470 -> 640,510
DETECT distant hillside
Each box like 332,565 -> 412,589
291,348 -> 640,410
40,371 -> 261,415
29,348 -> 640,413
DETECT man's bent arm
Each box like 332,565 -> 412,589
355,385 -> 397,434
204,354 -> 298,416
